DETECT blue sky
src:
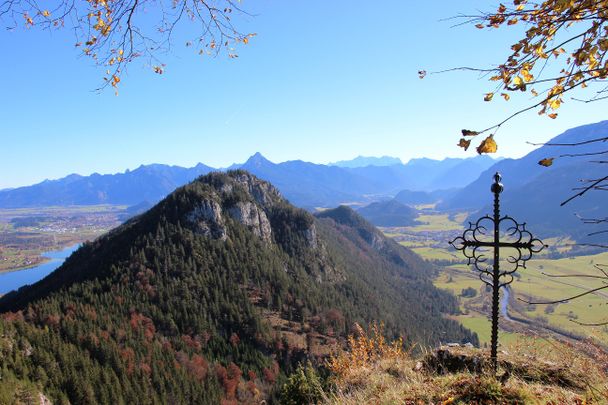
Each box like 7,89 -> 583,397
1,1 -> 607,189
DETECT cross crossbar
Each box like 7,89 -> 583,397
449,172 -> 546,375
461,241 -> 536,249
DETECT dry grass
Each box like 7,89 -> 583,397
321,327 -> 608,404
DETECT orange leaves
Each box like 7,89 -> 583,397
23,13 -> 34,26
535,44 -> 549,59
461,129 -> 479,137
458,138 -> 472,151
511,76 -> 526,91
548,96 -> 562,110
476,135 -> 498,154
327,322 -> 404,379
458,0 -> 608,144
111,75 -> 120,87
538,157 -> 554,167
458,130 -> 498,154
9,0 -> 253,91
520,68 -> 533,82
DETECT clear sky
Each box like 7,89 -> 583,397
1,1 -> 606,189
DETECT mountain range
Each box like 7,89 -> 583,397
3,120 -> 607,242
440,120 -> 608,242
0,154 -> 497,210
0,171 -> 475,403
330,155 -> 403,167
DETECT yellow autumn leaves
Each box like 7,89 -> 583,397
14,0 -> 257,91
454,0 -> 608,156
457,131 -> 497,154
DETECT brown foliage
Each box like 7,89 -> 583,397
328,322 -> 404,379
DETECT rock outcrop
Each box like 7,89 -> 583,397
186,199 -> 227,240
227,201 -> 272,242
184,171 -> 280,244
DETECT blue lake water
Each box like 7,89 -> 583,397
0,244 -> 79,295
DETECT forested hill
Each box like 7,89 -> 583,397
0,171 -> 476,404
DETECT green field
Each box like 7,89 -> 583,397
382,210 -> 608,345
0,205 -> 126,272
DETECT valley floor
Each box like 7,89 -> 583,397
0,205 -> 126,273
381,206 -> 608,347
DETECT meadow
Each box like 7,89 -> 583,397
382,209 -> 608,346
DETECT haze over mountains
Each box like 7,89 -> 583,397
440,120 -> 608,242
0,154 -> 497,210
330,155 -> 403,167
2,120 -> 607,242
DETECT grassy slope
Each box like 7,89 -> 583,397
320,333 -> 607,404
322,349 -> 608,405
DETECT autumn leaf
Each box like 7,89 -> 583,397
461,129 -> 479,137
41,10 -> 50,17
153,66 -> 164,74
512,76 -> 526,91
477,135 -> 497,154
501,93 -> 510,101
457,138 -> 471,151
23,13 -> 34,26
549,97 -> 561,110
548,113 -> 558,119
484,92 -> 494,101
111,75 -> 120,88
520,68 -> 533,82
538,157 -> 554,167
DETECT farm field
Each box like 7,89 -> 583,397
0,205 -> 127,272
381,209 -> 608,346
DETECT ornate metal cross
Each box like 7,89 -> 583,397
449,172 -> 546,373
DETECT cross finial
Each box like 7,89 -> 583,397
491,172 -> 503,194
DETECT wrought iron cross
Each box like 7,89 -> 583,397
449,172 -> 546,373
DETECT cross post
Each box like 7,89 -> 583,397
450,172 -> 546,374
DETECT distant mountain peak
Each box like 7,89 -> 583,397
243,152 -> 274,167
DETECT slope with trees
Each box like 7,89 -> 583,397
0,171 -> 476,403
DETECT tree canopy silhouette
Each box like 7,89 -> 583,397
427,0 -> 608,155
0,0 -> 255,90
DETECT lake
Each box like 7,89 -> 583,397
0,244 -> 79,295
